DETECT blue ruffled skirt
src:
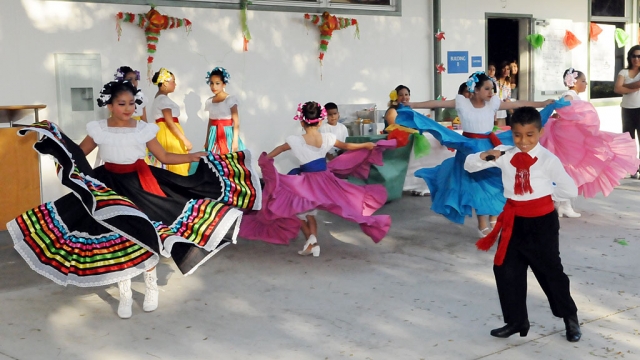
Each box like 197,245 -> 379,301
395,106 -> 514,224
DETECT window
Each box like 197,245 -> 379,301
63,0 -> 399,14
590,22 -> 627,99
591,0 -> 626,17
332,0 -> 391,4
589,0 -> 632,99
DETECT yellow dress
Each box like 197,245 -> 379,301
151,94 -> 190,176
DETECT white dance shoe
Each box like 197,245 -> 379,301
298,235 -> 320,257
557,200 -> 581,218
117,279 -> 133,319
477,227 -> 491,237
143,268 -> 159,312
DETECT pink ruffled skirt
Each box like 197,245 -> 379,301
540,100 -> 640,198
239,153 -> 391,245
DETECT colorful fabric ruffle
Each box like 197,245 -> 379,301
239,153 -> 391,245
540,100 -> 640,198
7,121 -> 261,286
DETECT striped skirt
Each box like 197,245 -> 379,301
7,121 -> 261,287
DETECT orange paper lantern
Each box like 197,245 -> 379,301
563,30 -> 581,50
590,23 -> 603,41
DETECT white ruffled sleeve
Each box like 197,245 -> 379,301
322,133 -> 337,153
285,135 -> 300,149
204,97 -> 213,114
455,94 -> 469,113
136,122 -> 159,143
226,95 -> 239,108
86,120 -> 105,144
490,94 -> 501,112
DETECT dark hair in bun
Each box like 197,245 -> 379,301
97,80 -> 141,107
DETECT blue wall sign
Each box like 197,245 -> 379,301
471,56 -> 483,68
447,51 -> 469,74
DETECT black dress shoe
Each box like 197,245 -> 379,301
490,320 -> 530,338
564,315 -> 582,342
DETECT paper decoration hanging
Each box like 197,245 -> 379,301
304,12 -> 359,63
590,23 -> 603,41
526,34 -> 545,49
563,30 -> 581,50
116,7 -> 192,79
615,28 -> 629,48
436,63 -> 446,74
240,0 -> 252,51
435,29 -> 445,41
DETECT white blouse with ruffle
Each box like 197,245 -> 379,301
286,133 -> 337,164
86,119 -> 158,165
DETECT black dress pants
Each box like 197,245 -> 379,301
493,211 -> 578,324
622,107 -> 640,159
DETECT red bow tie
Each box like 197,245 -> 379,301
510,152 -> 537,195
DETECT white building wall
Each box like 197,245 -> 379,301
439,0 -> 589,99
439,1 -> 629,135
0,0 -> 433,202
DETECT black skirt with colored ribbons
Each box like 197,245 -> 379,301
7,121 -> 261,287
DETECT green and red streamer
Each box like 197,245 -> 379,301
116,7 -> 192,80
304,12 -> 359,64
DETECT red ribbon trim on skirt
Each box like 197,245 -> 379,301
475,195 -> 554,266
209,118 -> 234,154
155,117 -> 180,124
462,131 -> 503,147
104,159 -> 167,197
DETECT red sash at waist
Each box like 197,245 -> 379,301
462,131 -> 502,147
104,159 -> 166,197
475,195 -> 554,266
155,117 -> 180,124
209,118 -> 234,154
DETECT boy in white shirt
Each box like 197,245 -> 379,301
464,106 -> 581,343
320,102 -> 349,160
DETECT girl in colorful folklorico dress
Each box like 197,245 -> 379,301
150,67 -> 193,175
396,72 -> 553,237
239,101 -> 391,256
540,68 -> 640,217
383,85 -> 454,197
204,67 -> 245,154
114,65 -> 163,166
6,80 -> 261,319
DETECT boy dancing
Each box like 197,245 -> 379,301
464,106 -> 581,342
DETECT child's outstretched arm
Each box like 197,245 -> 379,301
231,104 -> 240,152
464,149 -> 502,173
548,156 -> 578,200
407,99 -> 456,109
78,136 -> 97,156
499,98 -> 554,110
147,138 -> 206,164
268,143 -> 291,158
334,141 -> 375,151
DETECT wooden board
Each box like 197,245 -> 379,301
0,128 -> 40,230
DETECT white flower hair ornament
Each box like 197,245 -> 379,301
206,67 -> 231,84
97,81 -> 143,108
114,67 -> 141,81
466,71 -> 485,93
564,68 -> 578,87
293,102 -> 327,124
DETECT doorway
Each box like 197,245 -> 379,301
486,15 -> 533,102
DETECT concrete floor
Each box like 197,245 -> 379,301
1,180 -> 639,360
